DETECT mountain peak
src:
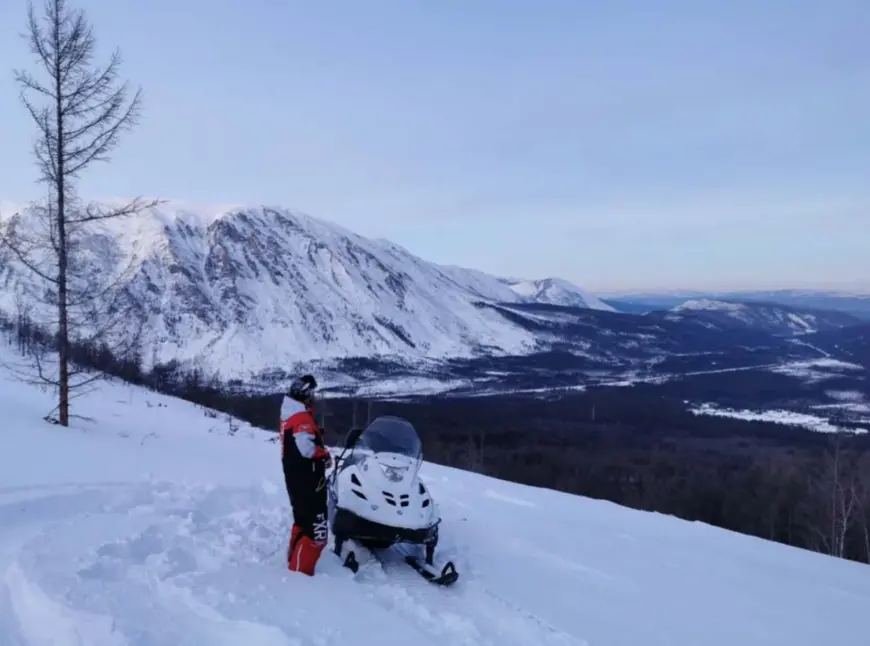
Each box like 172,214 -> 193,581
508,277 -> 617,311
0,199 -> 609,380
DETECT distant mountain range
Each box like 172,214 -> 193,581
659,298 -> 863,336
603,290 -> 870,319
0,201 -> 613,380
0,199 -> 867,433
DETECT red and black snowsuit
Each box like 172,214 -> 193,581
280,395 -> 330,575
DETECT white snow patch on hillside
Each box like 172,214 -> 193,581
510,280 -> 546,298
786,358 -> 863,371
812,391 -> 870,420
349,376 -> 471,398
691,403 -> 867,434
787,312 -> 814,333
495,304 -> 598,328
825,389 -> 867,402
464,383 -> 588,398
770,358 -> 865,383
672,298 -> 746,313
1,344 -> 869,644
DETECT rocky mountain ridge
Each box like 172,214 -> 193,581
0,201 -> 611,380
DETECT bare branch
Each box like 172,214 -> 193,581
14,70 -> 55,100
0,217 -> 58,285
70,197 -> 163,225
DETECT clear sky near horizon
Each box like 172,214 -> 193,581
1,0 -> 868,293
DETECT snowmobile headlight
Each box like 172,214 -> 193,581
380,463 -> 409,482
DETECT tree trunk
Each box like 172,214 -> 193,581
54,10 -> 69,427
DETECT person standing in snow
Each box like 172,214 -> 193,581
279,374 -> 332,575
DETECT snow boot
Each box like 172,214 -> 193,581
288,525 -> 325,575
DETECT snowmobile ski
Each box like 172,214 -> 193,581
343,550 -> 360,573
336,537 -> 459,586
402,555 -> 459,586
333,536 -> 378,575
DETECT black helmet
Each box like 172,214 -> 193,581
289,374 -> 317,405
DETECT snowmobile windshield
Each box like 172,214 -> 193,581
357,416 -> 422,460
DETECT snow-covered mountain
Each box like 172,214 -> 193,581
0,200 -> 610,379
660,298 -> 863,336
1,342 -> 867,645
506,277 -> 617,311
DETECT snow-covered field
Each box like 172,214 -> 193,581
1,348 -> 869,645
690,402 -> 868,434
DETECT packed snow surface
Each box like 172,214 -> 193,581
1,348 -> 868,644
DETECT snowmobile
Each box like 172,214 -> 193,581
326,415 -> 459,586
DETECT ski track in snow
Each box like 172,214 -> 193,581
3,448 -> 869,646
0,480 -> 587,646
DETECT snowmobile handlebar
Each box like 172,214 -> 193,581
327,427 -> 364,485
345,427 -> 363,448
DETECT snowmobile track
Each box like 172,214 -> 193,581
348,558 -> 586,646
0,481 -> 583,646
332,540 -> 582,646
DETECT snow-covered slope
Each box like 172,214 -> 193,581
0,201 -> 606,379
663,298 -> 862,336
507,277 -> 617,311
0,345 -> 868,645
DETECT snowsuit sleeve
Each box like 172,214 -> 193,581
280,400 -> 329,461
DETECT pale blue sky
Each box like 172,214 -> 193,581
1,0 -> 868,292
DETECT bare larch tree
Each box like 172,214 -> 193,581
0,0 -> 157,426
